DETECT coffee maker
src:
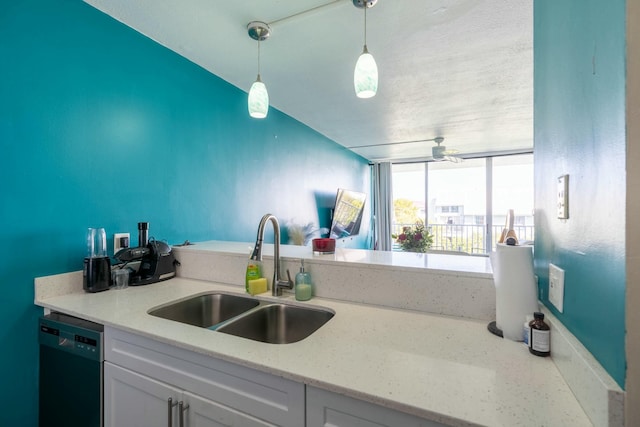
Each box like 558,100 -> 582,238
83,227 -> 112,292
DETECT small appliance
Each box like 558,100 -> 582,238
113,222 -> 178,286
83,227 -> 112,293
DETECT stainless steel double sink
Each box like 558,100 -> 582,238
148,292 -> 334,344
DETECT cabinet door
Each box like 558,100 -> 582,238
106,327 -> 305,427
104,362 -> 181,427
307,386 -> 446,427
183,391 -> 277,427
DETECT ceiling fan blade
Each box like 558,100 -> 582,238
444,155 -> 463,163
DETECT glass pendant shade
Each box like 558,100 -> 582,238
248,75 -> 269,119
354,46 -> 378,98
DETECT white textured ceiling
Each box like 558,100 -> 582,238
83,0 -> 533,162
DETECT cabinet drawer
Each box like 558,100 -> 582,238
105,327 -> 304,427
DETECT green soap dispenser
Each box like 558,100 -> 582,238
295,259 -> 312,301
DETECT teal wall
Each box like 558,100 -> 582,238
533,0 -> 626,387
0,1 -> 370,425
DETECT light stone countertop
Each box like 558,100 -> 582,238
34,275 -> 591,427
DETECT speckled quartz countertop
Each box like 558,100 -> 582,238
34,276 -> 591,427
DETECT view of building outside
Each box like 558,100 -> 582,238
428,159 -> 487,253
391,154 -> 534,255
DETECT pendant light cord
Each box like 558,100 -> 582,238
257,38 -> 261,77
363,5 -> 368,47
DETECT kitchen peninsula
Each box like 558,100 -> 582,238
34,242 -> 595,427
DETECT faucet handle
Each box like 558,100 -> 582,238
286,269 -> 293,287
276,269 -> 294,291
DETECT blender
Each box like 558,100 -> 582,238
83,227 -> 112,292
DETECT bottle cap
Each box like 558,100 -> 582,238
533,312 -> 544,320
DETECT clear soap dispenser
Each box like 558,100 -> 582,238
295,259 -> 312,301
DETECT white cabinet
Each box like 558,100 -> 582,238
105,362 -> 180,427
105,363 -> 275,427
104,327 -> 305,427
306,386 -> 447,427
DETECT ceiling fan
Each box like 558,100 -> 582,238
432,137 -> 462,163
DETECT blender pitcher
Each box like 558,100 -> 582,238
83,227 -> 112,292
87,227 -> 107,258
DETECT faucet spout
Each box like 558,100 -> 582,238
252,214 -> 293,296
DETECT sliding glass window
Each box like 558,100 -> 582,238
491,154 -> 534,247
391,153 -> 533,255
428,159 -> 486,253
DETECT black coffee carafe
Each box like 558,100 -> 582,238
83,227 -> 112,292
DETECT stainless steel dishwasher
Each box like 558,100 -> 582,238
39,312 -> 104,427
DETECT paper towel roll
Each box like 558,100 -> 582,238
490,244 -> 538,341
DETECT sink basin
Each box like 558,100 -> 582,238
148,292 -> 260,328
148,292 -> 334,344
217,304 -> 334,344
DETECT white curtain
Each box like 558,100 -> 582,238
372,162 -> 393,251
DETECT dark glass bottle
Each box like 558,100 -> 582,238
529,312 -> 550,357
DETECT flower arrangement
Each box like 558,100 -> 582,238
393,220 -> 434,253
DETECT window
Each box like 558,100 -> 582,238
391,153 -> 533,255
492,154 -> 534,245
391,163 -> 426,237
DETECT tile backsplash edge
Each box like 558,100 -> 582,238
34,271 -> 83,301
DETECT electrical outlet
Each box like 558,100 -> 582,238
114,233 -> 130,254
549,263 -> 565,313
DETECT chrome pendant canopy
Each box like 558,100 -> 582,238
352,0 -> 378,8
247,21 -> 271,41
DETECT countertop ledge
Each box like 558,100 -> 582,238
173,240 -> 494,278
34,276 -> 591,427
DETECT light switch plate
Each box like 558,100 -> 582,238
549,263 -> 565,313
557,174 -> 569,219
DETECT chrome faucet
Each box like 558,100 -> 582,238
250,214 -> 293,296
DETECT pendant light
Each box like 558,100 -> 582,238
247,21 -> 271,119
353,0 -> 378,99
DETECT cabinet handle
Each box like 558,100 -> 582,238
167,397 -> 178,427
179,401 -> 189,427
